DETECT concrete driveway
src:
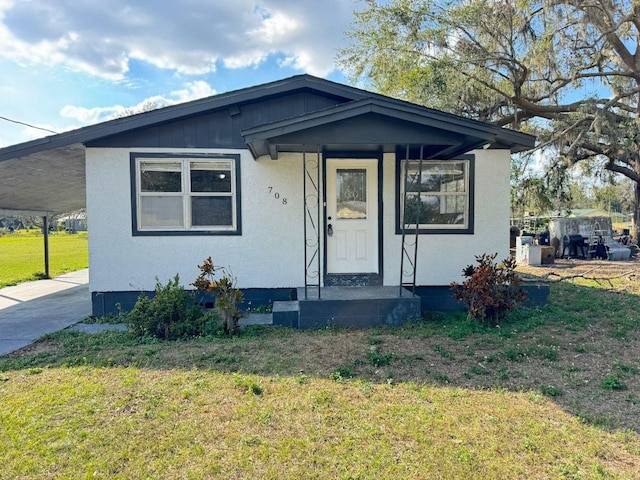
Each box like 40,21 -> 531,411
0,269 -> 91,356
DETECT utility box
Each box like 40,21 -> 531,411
516,236 -> 542,266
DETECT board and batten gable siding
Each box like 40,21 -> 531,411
86,91 -> 351,150
86,147 -> 307,293
381,149 -> 511,286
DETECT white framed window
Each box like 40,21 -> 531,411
398,158 -> 472,233
132,154 -> 241,235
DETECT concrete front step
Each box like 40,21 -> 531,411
241,313 -> 273,326
273,286 -> 421,329
272,301 -> 299,328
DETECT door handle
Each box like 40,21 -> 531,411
327,224 -> 333,236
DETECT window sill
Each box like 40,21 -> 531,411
395,227 -> 474,235
133,229 -> 242,236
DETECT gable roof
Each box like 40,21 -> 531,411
0,74 -> 535,215
242,96 -> 533,159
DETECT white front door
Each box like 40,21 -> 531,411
326,158 -> 379,274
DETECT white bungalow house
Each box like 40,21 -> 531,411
0,75 -> 538,328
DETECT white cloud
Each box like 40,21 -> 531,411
171,81 -> 216,103
59,104 -> 124,125
59,81 -> 217,125
0,1 -> 354,80
249,10 -> 301,45
223,51 -> 269,70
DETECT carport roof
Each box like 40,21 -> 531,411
0,74 -> 535,216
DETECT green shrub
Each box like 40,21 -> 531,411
192,257 -> 244,335
450,253 -> 528,325
126,275 -> 205,340
200,309 -> 224,337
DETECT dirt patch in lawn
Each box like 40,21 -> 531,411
3,261 -> 640,433
516,257 -> 640,292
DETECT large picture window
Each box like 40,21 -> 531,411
397,157 -> 473,234
132,153 -> 241,235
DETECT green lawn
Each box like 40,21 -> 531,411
1,276 -> 640,478
0,231 -> 88,287
1,367 -> 638,479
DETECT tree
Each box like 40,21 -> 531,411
339,0 -> 640,239
114,100 -> 160,119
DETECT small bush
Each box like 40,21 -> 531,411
450,253 -> 528,325
192,257 -> 244,335
126,275 -> 205,340
201,309 -> 224,337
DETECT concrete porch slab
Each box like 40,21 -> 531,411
295,286 -> 421,329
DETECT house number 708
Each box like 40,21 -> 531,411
267,187 -> 287,205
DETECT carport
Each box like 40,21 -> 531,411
0,142 -> 86,277
0,99 -> 230,274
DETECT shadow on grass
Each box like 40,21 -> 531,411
1,281 -> 639,433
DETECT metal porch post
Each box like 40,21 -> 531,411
303,146 -> 321,299
42,215 -> 50,279
399,145 -> 424,296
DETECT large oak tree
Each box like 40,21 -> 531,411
339,0 -> 640,238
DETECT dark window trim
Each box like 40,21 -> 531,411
395,151 -> 475,235
130,152 -> 242,236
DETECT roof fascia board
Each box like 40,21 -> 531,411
0,74 -> 535,163
0,75 -> 366,163
436,140 -> 491,158
393,143 -> 472,161
241,98 -> 529,148
0,208 -> 53,217
368,103 -> 496,141
242,100 -> 477,142
366,100 -> 536,148
364,98 -> 535,148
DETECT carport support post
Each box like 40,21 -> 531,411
42,215 -> 50,279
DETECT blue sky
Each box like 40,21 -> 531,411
0,0 -> 358,147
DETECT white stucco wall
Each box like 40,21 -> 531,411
86,147 -> 511,293
382,149 -> 512,286
86,148 -> 307,292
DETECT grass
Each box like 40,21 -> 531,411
0,231 -> 88,287
1,367 -> 639,479
1,264 -> 640,477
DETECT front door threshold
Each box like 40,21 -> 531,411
324,273 -> 382,287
